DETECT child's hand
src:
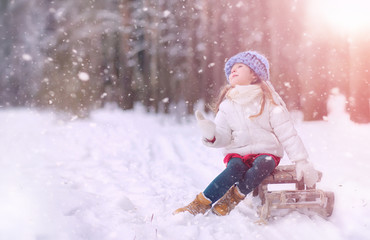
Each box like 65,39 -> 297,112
295,160 -> 319,188
195,110 -> 216,140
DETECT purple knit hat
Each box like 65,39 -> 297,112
224,51 -> 270,82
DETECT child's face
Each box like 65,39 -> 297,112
229,63 -> 256,86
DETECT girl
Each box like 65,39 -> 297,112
173,51 -> 319,216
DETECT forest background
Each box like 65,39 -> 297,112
0,0 -> 369,123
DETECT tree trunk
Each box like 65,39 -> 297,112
119,0 -> 137,110
299,41 -> 329,121
348,36 -> 370,123
268,0 -> 305,110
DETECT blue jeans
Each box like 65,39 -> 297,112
203,155 -> 276,204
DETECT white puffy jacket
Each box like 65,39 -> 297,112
204,96 -> 309,162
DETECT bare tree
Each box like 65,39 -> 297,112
268,0 -> 306,110
38,0 -> 123,116
348,36 -> 370,123
0,0 -> 48,106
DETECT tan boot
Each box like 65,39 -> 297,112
173,193 -> 212,215
212,185 -> 245,216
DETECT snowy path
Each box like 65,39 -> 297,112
0,107 -> 369,240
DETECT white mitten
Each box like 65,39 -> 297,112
195,110 -> 216,140
295,160 -> 319,188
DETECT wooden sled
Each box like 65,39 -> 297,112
252,165 -> 335,224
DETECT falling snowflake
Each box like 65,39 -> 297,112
163,10 -> 171,17
78,72 -> 90,81
22,54 -> 32,61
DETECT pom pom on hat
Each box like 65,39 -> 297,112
224,51 -> 270,83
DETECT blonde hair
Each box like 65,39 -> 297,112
209,81 -> 278,118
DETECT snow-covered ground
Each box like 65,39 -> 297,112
1,95 -> 370,240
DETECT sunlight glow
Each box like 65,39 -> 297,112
311,0 -> 370,34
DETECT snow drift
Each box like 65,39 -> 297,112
0,96 -> 369,240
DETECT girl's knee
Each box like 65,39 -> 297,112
253,155 -> 276,171
227,158 -> 246,169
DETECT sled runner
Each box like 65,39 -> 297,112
253,165 -> 334,224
